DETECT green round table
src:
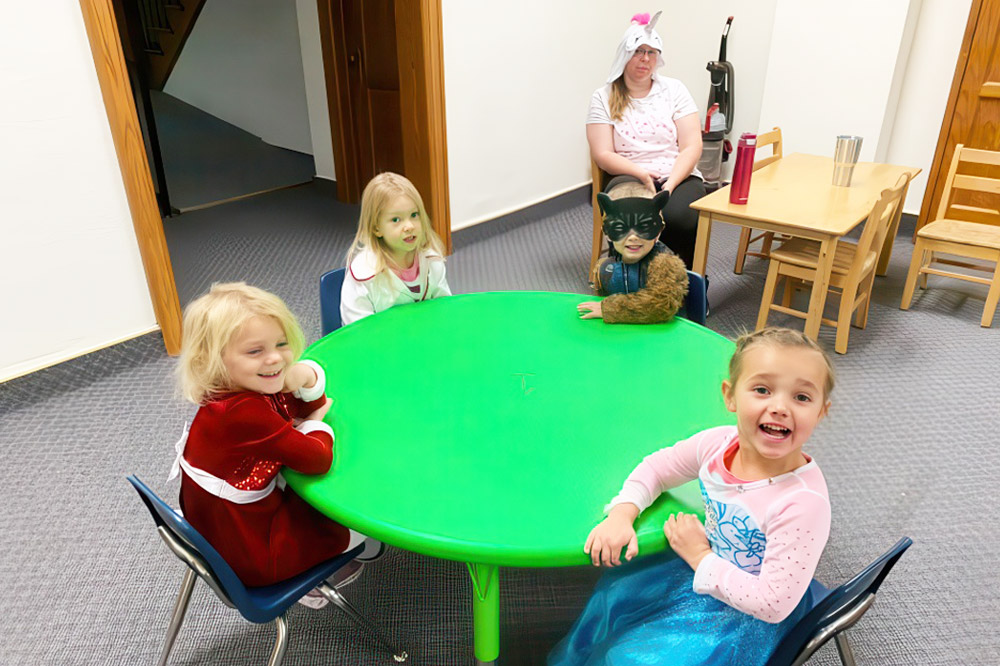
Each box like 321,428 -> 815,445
285,291 -> 734,663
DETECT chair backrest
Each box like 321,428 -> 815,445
127,475 -> 253,611
935,144 -> 1000,226
681,271 -> 707,326
754,127 -> 783,172
765,537 -> 913,666
853,173 -> 911,274
320,267 -> 347,335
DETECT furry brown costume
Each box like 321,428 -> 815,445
593,246 -> 688,323
591,181 -> 689,324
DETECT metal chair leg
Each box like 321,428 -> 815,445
157,569 -> 197,666
267,614 -> 289,666
835,631 -> 857,666
317,582 -> 409,662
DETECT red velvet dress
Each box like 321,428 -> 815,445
179,391 -> 350,586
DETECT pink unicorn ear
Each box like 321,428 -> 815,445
630,12 -> 651,25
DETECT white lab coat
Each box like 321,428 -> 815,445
340,248 -> 451,326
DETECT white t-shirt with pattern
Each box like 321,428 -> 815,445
587,75 -> 702,181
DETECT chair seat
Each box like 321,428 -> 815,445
770,238 -> 873,277
918,219 -> 1000,249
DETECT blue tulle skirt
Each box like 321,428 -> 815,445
548,552 -> 810,666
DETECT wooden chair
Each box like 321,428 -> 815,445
590,160 -> 613,275
734,127 -> 784,274
901,145 -> 1000,327
756,173 -> 911,354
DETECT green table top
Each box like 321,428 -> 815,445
285,291 -> 734,567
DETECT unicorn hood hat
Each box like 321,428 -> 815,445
607,11 -> 665,84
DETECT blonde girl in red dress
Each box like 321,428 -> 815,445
172,282 -> 379,607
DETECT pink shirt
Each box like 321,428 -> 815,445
607,425 -> 831,623
393,259 -> 421,292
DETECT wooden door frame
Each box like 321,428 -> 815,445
916,0 -> 982,234
79,0 -> 183,354
78,0 -> 452,357
317,0 -> 452,254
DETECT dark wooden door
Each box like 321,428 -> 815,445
340,0 -> 406,187
318,0 -> 451,251
919,0 -> 1000,231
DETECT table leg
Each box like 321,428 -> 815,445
805,238 -> 837,340
692,212 -> 712,275
467,562 -> 499,665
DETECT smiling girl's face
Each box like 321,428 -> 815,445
722,343 -> 831,477
221,315 -> 294,394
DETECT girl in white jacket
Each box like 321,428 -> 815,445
340,173 -> 451,326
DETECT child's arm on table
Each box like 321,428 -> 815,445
585,502 -> 639,566
586,428 -> 720,566
672,492 -> 831,623
226,395 -> 335,474
601,252 -> 688,324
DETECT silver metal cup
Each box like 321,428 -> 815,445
832,135 -> 863,186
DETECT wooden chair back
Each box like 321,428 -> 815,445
590,160 -> 612,272
753,127 -> 783,172
852,174 -> 911,276
935,144 -> 1000,227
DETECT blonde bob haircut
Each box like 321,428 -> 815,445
177,282 -> 306,405
345,172 -> 446,277
728,327 -> 836,400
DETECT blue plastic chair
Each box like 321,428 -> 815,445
320,267 -> 347,335
766,537 -> 913,666
127,476 -> 407,665
679,270 -> 708,325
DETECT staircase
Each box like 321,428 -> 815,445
134,0 -> 206,90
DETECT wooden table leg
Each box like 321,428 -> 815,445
804,238 -> 837,340
693,212 -> 712,275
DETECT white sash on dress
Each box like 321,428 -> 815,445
167,424 -> 276,504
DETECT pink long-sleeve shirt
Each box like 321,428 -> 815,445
607,425 -> 831,623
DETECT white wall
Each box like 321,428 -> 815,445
165,0 -> 314,155
296,0 -> 336,181
441,1 -> 780,229
887,0 -> 971,213
0,3 -> 157,382
759,0 -> 921,164
441,1 -> 622,229
443,1 -> 966,226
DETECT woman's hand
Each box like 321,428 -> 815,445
663,512 -> 712,571
283,362 -> 318,394
578,301 -> 603,319
584,503 -> 640,566
304,396 -> 332,423
637,171 -> 657,193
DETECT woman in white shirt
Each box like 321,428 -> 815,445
587,12 -> 705,269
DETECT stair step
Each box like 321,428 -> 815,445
148,25 -> 174,34
144,46 -> 165,56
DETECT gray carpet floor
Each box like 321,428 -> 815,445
151,90 -> 315,212
1,182 -> 997,665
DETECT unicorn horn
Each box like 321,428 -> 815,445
646,10 -> 662,33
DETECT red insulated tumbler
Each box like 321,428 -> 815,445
729,132 -> 757,205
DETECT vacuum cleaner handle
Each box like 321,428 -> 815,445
719,16 -> 733,62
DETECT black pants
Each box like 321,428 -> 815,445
604,174 -> 706,269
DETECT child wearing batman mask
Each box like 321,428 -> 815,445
578,181 -> 689,324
